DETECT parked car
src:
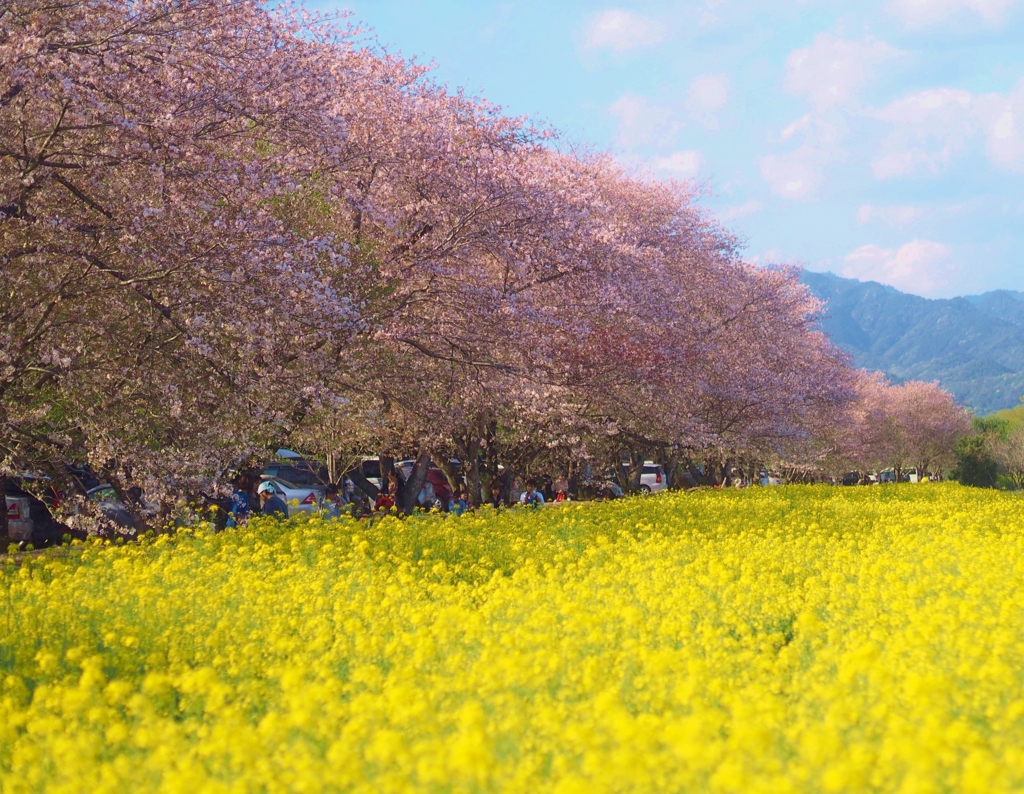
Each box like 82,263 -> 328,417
424,468 -> 454,504
3,481 -> 80,547
354,457 -> 383,491
259,476 -> 324,516
4,494 -> 33,543
86,485 -> 148,534
601,478 -> 625,499
6,470 -> 146,543
261,449 -> 329,489
619,461 -> 666,494
639,462 -> 666,494
398,459 -> 456,504
339,457 -> 410,499
262,461 -> 328,488
399,458 -> 462,478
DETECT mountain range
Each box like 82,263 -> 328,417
799,271 -> 1024,415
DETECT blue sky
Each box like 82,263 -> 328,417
320,0 -> 1024,299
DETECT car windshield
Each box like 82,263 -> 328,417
89,486 -> 121,503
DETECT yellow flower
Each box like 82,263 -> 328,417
2,483 -> 1023,791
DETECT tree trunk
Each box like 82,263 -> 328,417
482,419 -> 503,502
347,465 -> 379,500
702,452 -> 722,486
0,473 -> 8,551
628,448 -> 643,492
615,448 -> 642,493
613,452 -> 628,491
461,435 -> 482,506
398,450 -> 430,515
379,453 -> 398,502
435,457 -> 460,496
705,455 -> 722,486
326,452 -> 337,486
663,451 -> 681,490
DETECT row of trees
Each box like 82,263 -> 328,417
954,404 -> 1024,490
1,0 -> 972,526
803,373 -> 972,484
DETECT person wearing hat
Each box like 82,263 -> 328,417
257,481 -> 289,518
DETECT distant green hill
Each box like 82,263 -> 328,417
800,271 -> 1024,414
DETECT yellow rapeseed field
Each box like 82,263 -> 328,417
2,483 -> 1024,792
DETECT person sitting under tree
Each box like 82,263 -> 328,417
519,478 -> 545,507
488,482 -> 504,509
226,472 -> 255,528
374,474 -> 398,512
324,482 -> 351,519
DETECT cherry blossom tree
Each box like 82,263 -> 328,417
1,0 -> 377,512
851,377 -> 971,480
2,0 -> 872,531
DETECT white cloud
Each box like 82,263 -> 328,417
687,73 -> 730,129
719,199 -> 763,222
583,9 -> 665,54
767,34 -> 900,197
759,151 -> 824,199
785,34 -> 902,110
608,93 -> 679,148
870,80 -> 1024,177
748,247 -> 786,266
856,204 -> 924,227
840,239 -> 956,296
888,0 -> 1018,28
871,88 -> 977,178
981,78 -> 1024,172
694,0 -> 729,28
779,113 -> 814,142
651,150 -> 704,179
759,114 -> 843,199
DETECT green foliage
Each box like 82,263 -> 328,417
987,397 -> 1024,428
952,428 -> 999,489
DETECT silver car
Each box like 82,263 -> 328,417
620,462 -> 668,494
638,462 -> 667,494
259,477 -> 325,516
